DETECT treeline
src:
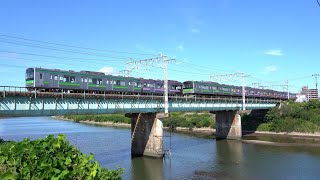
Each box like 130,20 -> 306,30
242,100 -> 320,133
64,114 -> 131,124
162,112 -> 215,129
64,112 -> 216,130
0,134 -> 123,179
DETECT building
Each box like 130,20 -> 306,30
299,86 -> 318,101
307,89 -> 319,100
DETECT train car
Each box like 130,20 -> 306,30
25,67 -> 142,93
143,79 -> 182,95
26,67 -> 295,100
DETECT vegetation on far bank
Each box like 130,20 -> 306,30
63,112 -> 216,130
64,100 -> 320,134
64,114 -> 131,124
242,100 -> 320,133
163,112 -> 215,130
0,134 -> 123,179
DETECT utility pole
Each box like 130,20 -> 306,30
312,74 -> 320,90
241,73 -> 250,110
270,81 -> 289,100
286,80 -> 289,99
210,72 -> 249,110
163,55 -> 169,114
125,54 -> 175,115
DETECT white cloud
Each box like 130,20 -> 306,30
191,28 -> 199,33
177,45 -> 184,52
263,65 -> 278,74
99,66 -> 114,75
264,49 -> 284,56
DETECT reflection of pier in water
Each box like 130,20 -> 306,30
215,140 -> 244,178
131,157 -> 163,180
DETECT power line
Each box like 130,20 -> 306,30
0,55 -> 124,70
317,0 -> 320,7
0,50 -> 127,63
0,34 -> 157,56
0,38 -> 136,60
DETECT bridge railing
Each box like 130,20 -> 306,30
0,86 -> 281,104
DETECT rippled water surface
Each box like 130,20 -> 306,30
1,117 -> 320,179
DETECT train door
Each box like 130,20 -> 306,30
80,77 -> 88,90
38,73 -> 44,87
128,80 -> 133,92
105,78 -> 113,91
50,74 -> 59,88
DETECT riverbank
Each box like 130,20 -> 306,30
54,116 -> 320,139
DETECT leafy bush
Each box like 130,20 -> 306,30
162,112 -> 215,130
250,100 -> 320,133
65,114 -> 131,124
0,134 -> 123,179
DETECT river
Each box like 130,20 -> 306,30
1,117 -> 320,179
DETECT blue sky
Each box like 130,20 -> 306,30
0,0 -> 320,93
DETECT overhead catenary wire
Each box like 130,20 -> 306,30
0,34 -> 157,56
0,38 -> 138,60
0,50 -> 127,63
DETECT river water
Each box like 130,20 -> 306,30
1,117 -> 320,179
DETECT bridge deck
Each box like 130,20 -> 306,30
0,87 -> 279,117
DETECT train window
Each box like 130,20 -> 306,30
89,78 -> 92,83
143,82 -> 147,87
50,75 -> 53,80
134,82 -> 140,87
92,78 -> 97,84
116,80 -> 121,86
40,74 -> 43,79
120,81 -> 125,86
54,75 -> 58,80
222,87 -> 230,91
212,86 -> 217,90
81,77 -> 83,82
60,76 -> 63,81
85,78 -> 88,82
63,75 -> 69,82
106,80 -> 109,84
98,79 -> 102,84
70,76 -> 75,83
113,81 -> 116,85
150,83 -> 155,88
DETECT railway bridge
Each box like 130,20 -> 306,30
0,86 -> 278,157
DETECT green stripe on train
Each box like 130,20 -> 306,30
183,89 -> 193,93
113,86 -> 128,89
26,80 -> 34,85
88,84 -> 106,88
59,82 -> 80,86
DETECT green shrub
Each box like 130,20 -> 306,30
0,134 -> 123,179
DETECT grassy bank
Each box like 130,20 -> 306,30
63,112 -> 216,130
0,135 -> 123,179
162,112 -> 215,130
242,100 -> 320,133
64,114 -> 131,124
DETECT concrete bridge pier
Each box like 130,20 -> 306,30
213,110 -> 242,140
126,113 -> 164,158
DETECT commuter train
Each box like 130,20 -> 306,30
25,67 -> 296,99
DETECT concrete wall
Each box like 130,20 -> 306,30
214,111 -> 242,139
128,113 -> 163,158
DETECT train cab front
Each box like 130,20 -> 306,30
26,68 -> 35,90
